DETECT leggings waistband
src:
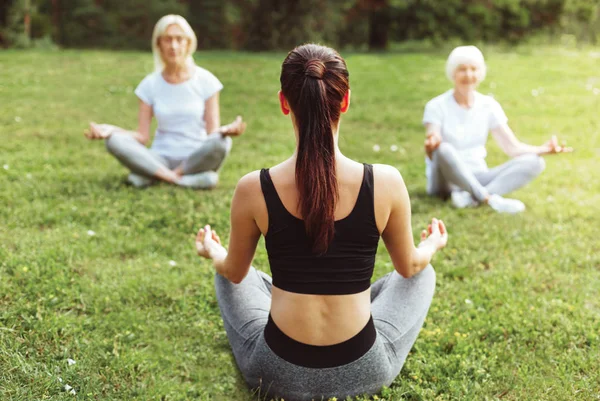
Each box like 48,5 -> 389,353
264,314 -> 376,368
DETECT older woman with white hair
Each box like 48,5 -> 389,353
423,46 -> 572,213
85,14 -> 246,189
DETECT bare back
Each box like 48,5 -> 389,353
252,154 -> 393,346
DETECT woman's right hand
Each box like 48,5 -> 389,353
195,225 -> 225,260
424,133 -> 442,159
419,218 -> 448,251
84,122 -> 112,140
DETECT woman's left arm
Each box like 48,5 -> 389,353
196,172 -> 262,283
491,124 -> 573,157
204,93 -> 221,135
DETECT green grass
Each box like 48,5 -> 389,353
1,47 -> 599,401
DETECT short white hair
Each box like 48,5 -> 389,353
151,15 -> 197,72
445,46 -> 486,83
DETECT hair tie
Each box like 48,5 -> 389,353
304,59 -> 325,79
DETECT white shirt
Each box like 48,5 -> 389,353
135,65 -> 223,160
422,89 -> 508,180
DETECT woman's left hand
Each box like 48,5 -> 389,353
196,225 -> 224,260
542,135 -> 573,155
219,116 -> 247,137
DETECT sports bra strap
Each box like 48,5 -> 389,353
259,168 -> 293,224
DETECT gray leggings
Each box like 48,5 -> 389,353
428,142 -> 546,202
105,132 -> 232,184
215,266 -> 436,401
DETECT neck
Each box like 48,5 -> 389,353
163,61 -> 189,77
453,87 -> 475,108
291,123 -> 342,160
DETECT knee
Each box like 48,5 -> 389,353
414,264 -> 437,294
522,154 -> 546,176
105,133 -> 129,155
435,142 -> 457,161
217,136 -> 233,155
422,264 -> 436,286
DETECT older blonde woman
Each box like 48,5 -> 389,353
423,46 -> 572,213
85,15 -> 246,188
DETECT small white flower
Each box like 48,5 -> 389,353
531,89 -> 539,97
593,88 -> 600,96
465,299 -> 473,305
67,358 -> 76,366
87,230 -> 96,237
14,116 -> 22,122
390,145 -> 398,152
58,377 -> 63,383
69,389 -> 77,395
64,384 -> 73,391
169,260 -> 177,267
3,164 -> 8,170
372,144 -> 380,152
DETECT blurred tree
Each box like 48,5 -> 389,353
241,0 -> 342,50
562,0 -> 600,43
0,0 -> 15,45
187,0 -> 229,49
0,0 -> 590,49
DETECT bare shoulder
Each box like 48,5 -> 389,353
235,170 -> 262,198
372,164 -> 406,189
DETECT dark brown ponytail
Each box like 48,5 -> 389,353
280,44 -> 350,254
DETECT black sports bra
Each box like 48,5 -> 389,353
259,163 -> 380,295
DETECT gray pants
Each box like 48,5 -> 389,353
428,142 -> 546,202
105,132 -> 232,186
215,266 -> 436,401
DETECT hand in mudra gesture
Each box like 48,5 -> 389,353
196,225 -> 225,260
419,218 -> 448,251
84,122 -> 115,140
424,133 -> 442,160
219,116 -> 247,137
542,135 -> 573,155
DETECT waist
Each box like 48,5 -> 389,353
264,313 -> 376,368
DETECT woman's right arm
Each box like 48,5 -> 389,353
133,99 -> 152,145
377,165 -> 447,278
85,99 -> 152,144
424,123 -> 442,160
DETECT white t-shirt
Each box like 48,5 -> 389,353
135,65 -> 223,160
422,89 -> 508,180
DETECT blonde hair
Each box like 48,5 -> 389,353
445,46 -> 486,83
151,15 -> 197,72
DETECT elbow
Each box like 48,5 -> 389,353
221,267 -> 249,285
228,275 -> 244,285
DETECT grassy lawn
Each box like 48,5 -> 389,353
0,47 -> 599,401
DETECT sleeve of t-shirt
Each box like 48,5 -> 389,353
197,68 -> 224,101
488,98 -> 508,129
422,98 -> 443,128
134,74 -> 154,106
